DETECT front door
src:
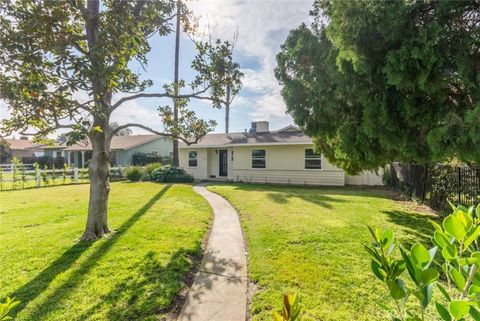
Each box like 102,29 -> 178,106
219,150 -> 228,177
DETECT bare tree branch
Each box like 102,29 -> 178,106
110,87 -> 221,111
110,123 -> 205,145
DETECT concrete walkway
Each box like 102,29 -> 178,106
177,184 -> 247,321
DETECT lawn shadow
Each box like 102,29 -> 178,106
382,210 -> 435,247
219,183 -> 400,209
75,247 -> 201,321
9,184 -> 171,320
265,191 -> 347,209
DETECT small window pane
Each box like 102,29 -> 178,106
305,149 -> 321,169
252,159 -> 266,168
188,151 -> 198,167
252,150 -> 266,158
305,148 -> 321,158
251,149 -> 266,168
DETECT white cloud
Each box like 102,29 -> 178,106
187,0 -> 312,124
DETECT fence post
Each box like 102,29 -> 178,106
36,170 -> 41,188
421,165 -> 428,204
458,167 -> 462,205
74,168 -> 79,184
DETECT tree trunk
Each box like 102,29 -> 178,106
80,130 -> 111,241
172,0 -> 181,167
225,85 -> 231,133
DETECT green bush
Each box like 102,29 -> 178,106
365,202 -> 480,321
151,165 -> 194,183
145,162 -> 163,175
125,166 -> 143,182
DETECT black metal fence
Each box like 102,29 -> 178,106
385,163 -> 480,215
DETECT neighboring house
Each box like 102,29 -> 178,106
179,121 -> 383,186
4,135 -> 172,167
4,137 -> 45,163
63,135 -> 173,167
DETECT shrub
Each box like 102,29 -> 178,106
365,202 -> 480,321
144,162 -> 163,177
126,166 -> 143,182
151,165 -> 194,183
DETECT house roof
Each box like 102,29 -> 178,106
179,126 -> 312,148
64,134 -> 163,151
4,139 -> 44,150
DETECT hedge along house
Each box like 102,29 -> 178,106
179,122 -> 349,186
62,135 -> 173,167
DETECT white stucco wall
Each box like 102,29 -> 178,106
179,148 -> 208,179
180,144 -> 345,186
345,169 -> 385,186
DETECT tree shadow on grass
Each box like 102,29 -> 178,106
9,185 -> 171,320
76,248 -> 200,321
75,247 -> 245,321
265,191 -> 347,209
382,210 -> 435,247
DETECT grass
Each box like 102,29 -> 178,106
207,183 -> 437,321
0,182 -> 212,321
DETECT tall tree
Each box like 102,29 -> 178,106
172,0 -> 181,166
0,0 -> 241,240
276,0 -> 480,174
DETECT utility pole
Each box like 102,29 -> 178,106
225,85 -> 231,133
172,0 -> 181,166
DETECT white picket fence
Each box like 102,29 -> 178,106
0,164 -> 125,190
0,163 -> 34,171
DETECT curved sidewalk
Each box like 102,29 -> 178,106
177,184 -> 247,321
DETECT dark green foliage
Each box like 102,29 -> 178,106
276,1 -> 480,174
0,139 -> 11,163
151,165 -> 193,183
132,153 -> 171,166
126,167 -> 143,182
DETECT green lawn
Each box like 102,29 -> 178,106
0,182 -> 212,321
207,184 -> 436,321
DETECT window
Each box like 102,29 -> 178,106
188,151 -> 198,167
251,149 -> 266,168
305,149 -> 322,169
231,150 -> 234,162
152,151 -> 158,156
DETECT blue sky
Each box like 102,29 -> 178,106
1,0 -> 313,136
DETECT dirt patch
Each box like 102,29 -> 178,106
395,200 -> 438,215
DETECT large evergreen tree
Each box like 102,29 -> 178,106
276,0 -> 480,174
0,0 -> 241,240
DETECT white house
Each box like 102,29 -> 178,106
179,121 -> 383,186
